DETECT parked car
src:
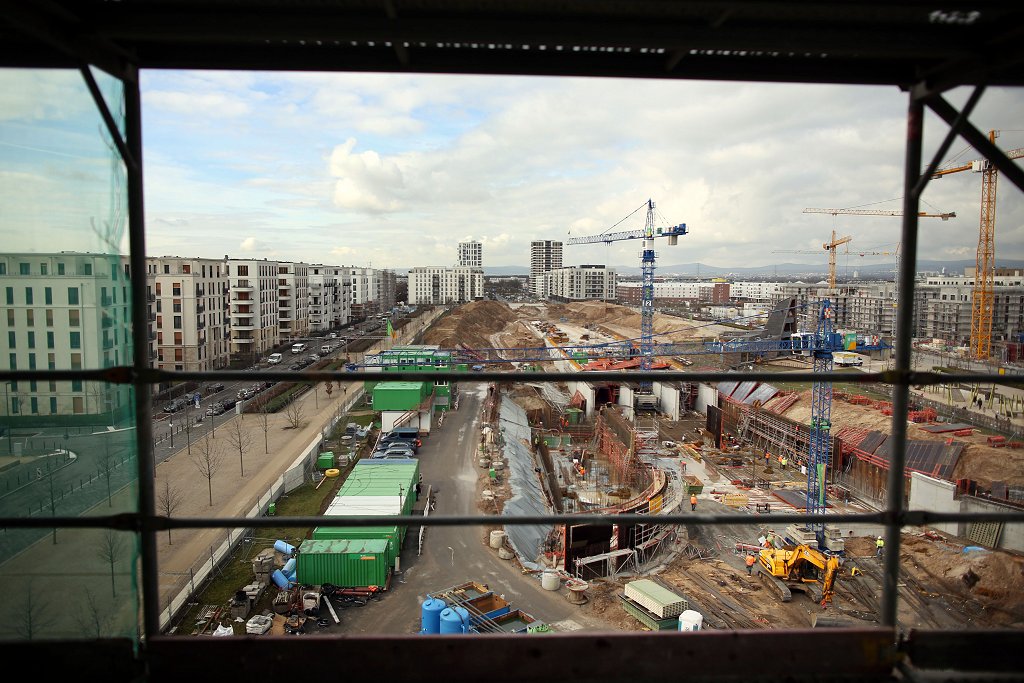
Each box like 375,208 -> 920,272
308,354 -> 320,362
374,443 -> 415,458
206,402 -> 225,416
205,382 -> 225,394
221,399 -> 237,411
163,399 -> 186,413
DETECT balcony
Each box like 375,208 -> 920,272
232,336 -> 254,344
229,293 -> 253,303
197,304 -> 206,314
232,280 -> 254,291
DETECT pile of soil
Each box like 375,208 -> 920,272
422,300 -> 519,350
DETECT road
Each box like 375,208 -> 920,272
327,382 -> 597,634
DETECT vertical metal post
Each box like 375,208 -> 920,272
881,94 -> 924,629
123,64 -> 161,639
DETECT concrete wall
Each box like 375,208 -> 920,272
655,382 -> 681,421
567,380 -> 597,419
908,472 -> 959,536
618,384 -> 635,417
959,496 -> 1024,553
696,383 -> 717,415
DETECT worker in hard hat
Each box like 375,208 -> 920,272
876,536 -> 885,557
745,553 -> 756,576
690,494 -> 698,511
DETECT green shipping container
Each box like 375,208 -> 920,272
295,538 -> 390,588
316,452 -> 335,469
372,381 -> 429,411
311,525 -> 401,566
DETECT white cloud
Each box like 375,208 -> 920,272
6,69 -> 1011,271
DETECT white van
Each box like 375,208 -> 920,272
320,343 -> 332,355
267,353 -> 283,365
291,343 -> 307,354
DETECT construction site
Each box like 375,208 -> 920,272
430,298 -> 1024,633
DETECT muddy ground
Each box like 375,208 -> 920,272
438,299 -> 1024,632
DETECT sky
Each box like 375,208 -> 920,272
2,69 -> 1023,273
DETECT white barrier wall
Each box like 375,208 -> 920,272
696,383 -> 718,415
654,382 -> 681,421
908,472 -> 959,536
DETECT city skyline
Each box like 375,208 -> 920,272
2,70 -> 1022,270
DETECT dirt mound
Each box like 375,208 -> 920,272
953,446 -> 1024,487
422,300 -> 519,350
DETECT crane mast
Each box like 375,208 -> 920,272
932,130 -> 1024,360
567,199 -> 687,389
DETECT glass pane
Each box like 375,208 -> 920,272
0,67 -> 139,641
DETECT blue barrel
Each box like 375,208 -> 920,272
283,558 -> 296,575
286,570 -> 296,584
274,540 -> 295,556
270,569 -> 290,589
439,607 -> 469,634
420,597 -> 447,634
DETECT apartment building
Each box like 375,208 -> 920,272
277,261 -> 309,343
408,266 -> 484,304
731,281 -> 784,301
308,264 -> 350,332
146,256 -> 230,373
618,280 -> 729,305
378,269 -> 398,313
227,258 -> 280,360
916,268 -> 1024,345
1,252 -> 133,423
544,265 -> 616,302
457,241 -> 482,268
530,240 -> 562,297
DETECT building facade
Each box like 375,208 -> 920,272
308,264 -> 350,332
544,265 -> 616,301
530,240 -> 563,296
407,267 -> 484,304
227,258 -> 280,361
146,256 -> 231,373
1,252 -> 134,423
277,261 -> 309,343
456,241 -> 482,268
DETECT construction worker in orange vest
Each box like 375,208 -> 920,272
690,494 -> 698,511
745,553 -> 756,575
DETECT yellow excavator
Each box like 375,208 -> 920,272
757,544 -> 841,605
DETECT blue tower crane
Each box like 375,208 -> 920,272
566,199 -> 688,388
807,299 -> 839,546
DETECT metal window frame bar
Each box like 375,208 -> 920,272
0,40 -> 1022,651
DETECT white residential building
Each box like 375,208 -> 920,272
530,240 -> 562,296
277,261 -> 309,343
227,258 -> 280,360
408,267 -> 484,304
308,264 -> 350,332
731,281 -> 784,301
1,252 -> 133,421
457,241 -> 482,268
544,265 -> 616,301
146,256 -> 231,373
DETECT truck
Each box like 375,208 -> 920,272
291,342 -> 307,354
832,351 -> 864,366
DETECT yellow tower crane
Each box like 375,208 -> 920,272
773,230 -> 851,290
932,130 -> 1024,360
799,207 -> 956,328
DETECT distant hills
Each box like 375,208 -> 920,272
476,259 -> 1024,278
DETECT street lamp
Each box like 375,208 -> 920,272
3,381 -> 12,455
63,428 -> 69,456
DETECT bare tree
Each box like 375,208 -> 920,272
73,587 -> 112,638
284,397 -> 305,430
190,434 -> 224,506
96,529 -> 126,598
13,579 -> 57,640
227,418 -> 252,477
255,398 -> 271,454
157,479 -> 184,544
97,434 -> 117,507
